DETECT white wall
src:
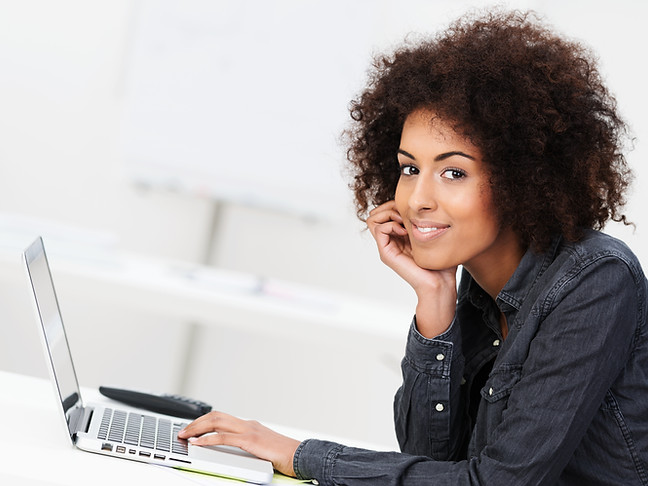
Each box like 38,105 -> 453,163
0,0 -> 646,448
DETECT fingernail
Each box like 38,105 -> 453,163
188,437 -> 198,443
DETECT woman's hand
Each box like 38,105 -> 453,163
367,200 -> 423,286
366,200 -> 457,338
177,411 -> 300,477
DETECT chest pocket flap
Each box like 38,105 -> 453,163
480,365 -> 523,403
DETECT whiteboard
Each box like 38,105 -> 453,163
120,0 -> 384,219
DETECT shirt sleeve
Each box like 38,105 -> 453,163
293,257 -> 641,486
393,317 -> 466,459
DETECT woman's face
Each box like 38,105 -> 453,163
395,109 -> 518,275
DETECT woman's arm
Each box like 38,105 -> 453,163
369,201 -> 470,457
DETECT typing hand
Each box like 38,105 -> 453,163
178,411 -> 301,477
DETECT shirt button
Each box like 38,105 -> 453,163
435,403 -> 445,412
489,387 -> 494,396
493,339 -> 500,347
461,377 -> 467,385
436,353 -> 445,361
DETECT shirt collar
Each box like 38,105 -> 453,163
496,235 -> 563,312
464,235 -> 563,313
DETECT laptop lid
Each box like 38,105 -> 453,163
23,236 -> 86,443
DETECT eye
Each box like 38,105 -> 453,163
400,164 -> 419,176
441,168 -> 466,180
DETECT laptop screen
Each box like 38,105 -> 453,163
24,237 -> 83,437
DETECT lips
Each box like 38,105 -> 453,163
410,221 -> 450,242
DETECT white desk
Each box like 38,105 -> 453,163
0,370 -> 389,486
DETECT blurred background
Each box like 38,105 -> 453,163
1,0 -> 646,449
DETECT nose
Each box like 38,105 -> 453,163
409,173 -> 437,212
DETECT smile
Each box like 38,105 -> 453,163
411,223 -> 450,242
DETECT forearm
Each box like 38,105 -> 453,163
414,283 -> 457,338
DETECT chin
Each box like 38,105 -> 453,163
411,250 -> 456,272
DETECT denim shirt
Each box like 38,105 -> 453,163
294,230 -> 648,485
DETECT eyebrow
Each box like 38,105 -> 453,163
398,148 -> 476,162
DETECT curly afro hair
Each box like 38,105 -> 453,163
344,9 -> 632,252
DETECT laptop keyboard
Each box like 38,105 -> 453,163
97,407 -> 189,456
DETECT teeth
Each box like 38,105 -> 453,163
417,227 -> 438,233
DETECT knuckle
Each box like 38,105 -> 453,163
207,412 -> 221,427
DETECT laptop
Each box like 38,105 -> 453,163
23,236 -> 274,485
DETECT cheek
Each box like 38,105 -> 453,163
472,194 -> 500,235
394,181 -> 408,214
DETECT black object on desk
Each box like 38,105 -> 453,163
99,386 -> 212,420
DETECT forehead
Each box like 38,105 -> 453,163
401,110 -> 480,155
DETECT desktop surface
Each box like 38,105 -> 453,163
0,370 -> 318,486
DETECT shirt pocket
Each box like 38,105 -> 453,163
478,365 -> 523,436
481,365 -> 522,402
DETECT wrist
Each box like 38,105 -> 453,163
272,435 -> 301,477
414,312 -> 453,339
414,293 -> 456,339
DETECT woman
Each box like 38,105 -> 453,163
179,9 -> 648,485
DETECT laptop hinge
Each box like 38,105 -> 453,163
70,405 -> 94,439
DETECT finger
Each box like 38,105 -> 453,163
177,412 -> 215,439
367,207 -> 406,230
178,411 -> 244,439
187,432 -> 229,447
368,202 -> 402,221
368,200 -> 398,217
369,221 -> 408,241
185,425 -> 260,453
187,431 -> 257,453
367,210 -> 403,229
